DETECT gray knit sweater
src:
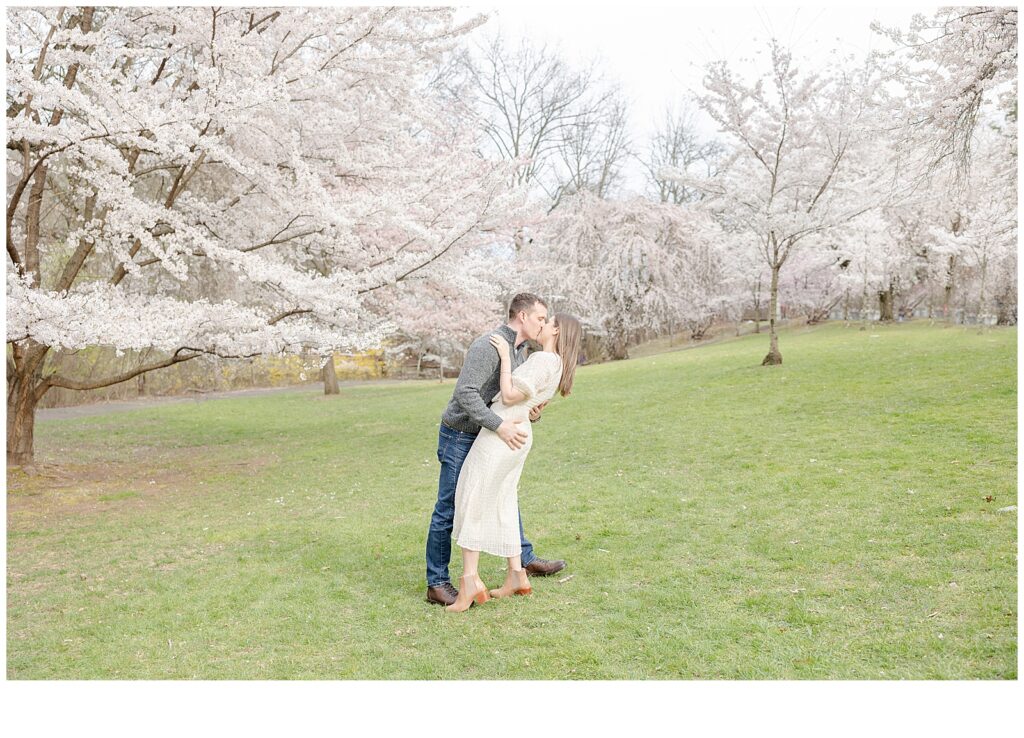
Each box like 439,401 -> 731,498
441,324 -> 528,434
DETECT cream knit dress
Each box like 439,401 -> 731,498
451,351 -> 563,557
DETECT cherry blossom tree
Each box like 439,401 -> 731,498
933,119 -> 1017,323
872,7 -> 1017,184
670,42 -> 891,365
829,211 -> 918,323
370,240 -> 514,378
862,107 -> 1017,326
380,278 -> 503,379
524,192 -> 721,359
991,250 -> 1017,325
780,239 -> 847,324
5,7 -> 522,465
855,8 -> 1018,324
671,224 -> 747,340
735,240 -> 772,333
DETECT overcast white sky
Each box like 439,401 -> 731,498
458,3 -> 941,195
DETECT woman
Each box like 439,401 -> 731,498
447,313 -> 583,612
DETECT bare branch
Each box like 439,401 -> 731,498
44,347 -> 202,392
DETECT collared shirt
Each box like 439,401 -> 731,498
441,324 -> 529,434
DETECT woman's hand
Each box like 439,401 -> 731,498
489,334 -> 511,363
490,334 -> 525,406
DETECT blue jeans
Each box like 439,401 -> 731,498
425,423 -> 536,587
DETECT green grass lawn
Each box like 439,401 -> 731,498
6,322 -> 1017,679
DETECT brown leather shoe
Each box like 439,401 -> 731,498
426,582 -> 459,606
524,558 -> 566,576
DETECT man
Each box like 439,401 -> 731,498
425,292 -> 567,605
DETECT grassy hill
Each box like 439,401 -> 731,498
7,322 -> 1017,679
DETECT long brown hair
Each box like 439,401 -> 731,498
553,313 -> 583,397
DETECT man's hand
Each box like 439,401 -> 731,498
529,401 -> 548,423
496,419 -> 528,450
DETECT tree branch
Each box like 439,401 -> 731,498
43,347 -> 202,392
358,221 -> 483,295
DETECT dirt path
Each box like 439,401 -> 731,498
36,323 -> 827,422
36,379 -> 432,421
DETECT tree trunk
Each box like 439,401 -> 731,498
8,377 -> 40,467
605,310 -> 630,360
690,318 -> 712,340
943,255 -> 955,319
752,279 -> 762,333
978,255 -> 989,323
8,340 -> 202,465
878,286 -> 894,321
995,288 -> 1016,325
761,264 -> 782,365
7,343 -> 51,466
608,333 -> 629,361
321,355 -> 339,395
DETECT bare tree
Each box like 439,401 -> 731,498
641,103 -> 724,204
553,87 -> 633,203
461,34 -> 617,202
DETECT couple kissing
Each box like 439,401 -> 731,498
424,293 -> 583,612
